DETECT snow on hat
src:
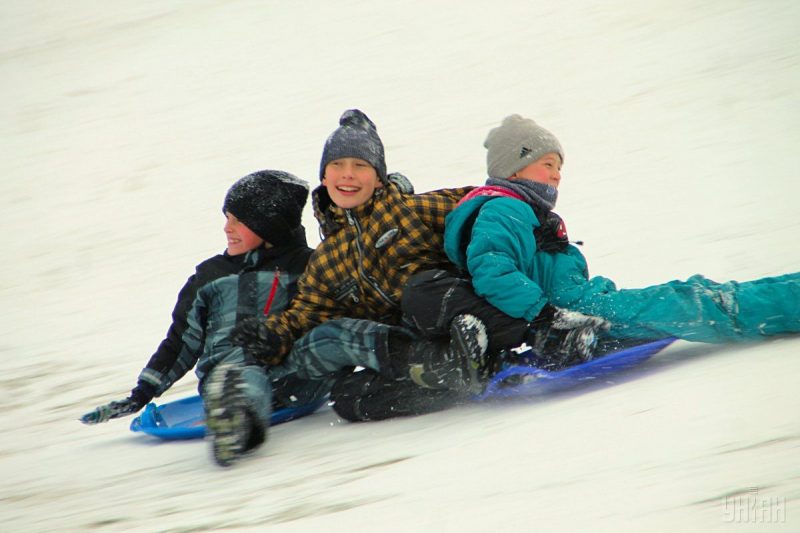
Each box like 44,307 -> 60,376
319,109 -> 387,183
484,114 -> 564,179
222,170 -> 309,246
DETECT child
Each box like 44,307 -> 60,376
229,109 -> 491,438
80,170 -> 326,467
441,114 -> 800,347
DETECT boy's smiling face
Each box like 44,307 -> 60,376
224,212 -> 265,256
509,152 -> 562,189
322,157 -> 383,209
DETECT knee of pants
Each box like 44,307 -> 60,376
401,270 -> 473,334
289,319 -> 389,379
330,369 -> 462,422
272,373 -> 333,408
403,268 -> 449,289
293,318 -> 364,352
401,269 -> 457,306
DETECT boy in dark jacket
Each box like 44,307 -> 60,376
81,170 -> 326,466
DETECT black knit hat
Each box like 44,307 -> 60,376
222,170 -> 309,246
319,109 -> 387,183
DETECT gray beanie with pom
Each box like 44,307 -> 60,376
223,170 -> 309,247
319,109 -> 387,183
484,115 -> 564,179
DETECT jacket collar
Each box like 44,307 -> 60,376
224,226 -> 309,267
312,184 -> 389,239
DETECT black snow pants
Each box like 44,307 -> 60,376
330,269 -> 531,422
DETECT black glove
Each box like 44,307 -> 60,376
529,304 -> 610,369
230,317 -> 280,363
80,381 -> 155,425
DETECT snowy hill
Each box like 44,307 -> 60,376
1,1 -> 798,531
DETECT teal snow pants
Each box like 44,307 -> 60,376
555,272 -> 800,343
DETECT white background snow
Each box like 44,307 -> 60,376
2,1 -> 799,531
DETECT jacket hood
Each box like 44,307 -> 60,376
266,224 -> 309,253
312,183 -> 396,239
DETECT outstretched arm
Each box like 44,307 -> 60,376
79,381 -> 156,424
80,266 -> 211,424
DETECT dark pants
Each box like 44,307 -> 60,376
284,317 -> 463,421
401,269 -> 530,353
324,269 -> 533,421
330,369 -> 464,422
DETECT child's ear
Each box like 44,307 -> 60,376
375,177 -> 384,188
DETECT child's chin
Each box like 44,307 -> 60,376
334,196 -> 365,209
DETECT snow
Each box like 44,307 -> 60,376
2,0 -> 799,531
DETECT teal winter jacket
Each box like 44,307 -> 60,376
444,190 -> 800,343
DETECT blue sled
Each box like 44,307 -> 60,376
474,337 -> 677,401
130,396 -> 326,441
130,338 -> 675,439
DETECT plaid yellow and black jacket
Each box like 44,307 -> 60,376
262,181 -> 472,364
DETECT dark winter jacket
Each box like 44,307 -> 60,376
138,228 -> 312,395
261,182 -> 472,364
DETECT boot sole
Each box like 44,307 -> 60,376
449,314 -> 488,394
205,365 -> 250,467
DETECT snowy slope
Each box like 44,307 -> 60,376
1,1 -> 798,531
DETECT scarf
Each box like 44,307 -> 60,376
485,177 -> 558,212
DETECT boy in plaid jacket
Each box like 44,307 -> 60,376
226,110 -> 487,445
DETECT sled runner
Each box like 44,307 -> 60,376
130,396 -> 326,440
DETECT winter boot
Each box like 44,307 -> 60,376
204,364 -> 266,467
406,314 -> 489,394
527,305 -> 610,370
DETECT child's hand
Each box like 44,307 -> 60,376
230,317 -> 280,363
530,305 -> 610,367
388,172 -> 414,194
80,398 -> 141,424
550,308 -> 610,332
79,382 -> 155,424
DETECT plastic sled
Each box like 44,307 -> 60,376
475,337 -> 677,401
130,395 -> 326,441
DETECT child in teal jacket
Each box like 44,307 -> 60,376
444,114 -> 800,345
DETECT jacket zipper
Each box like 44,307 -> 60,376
345,210 -> 397,307
262,267 -> 280,315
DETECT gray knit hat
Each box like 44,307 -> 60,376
319,109 -> 387,183
223,170 -> 309,246
484,115 -> 564,179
